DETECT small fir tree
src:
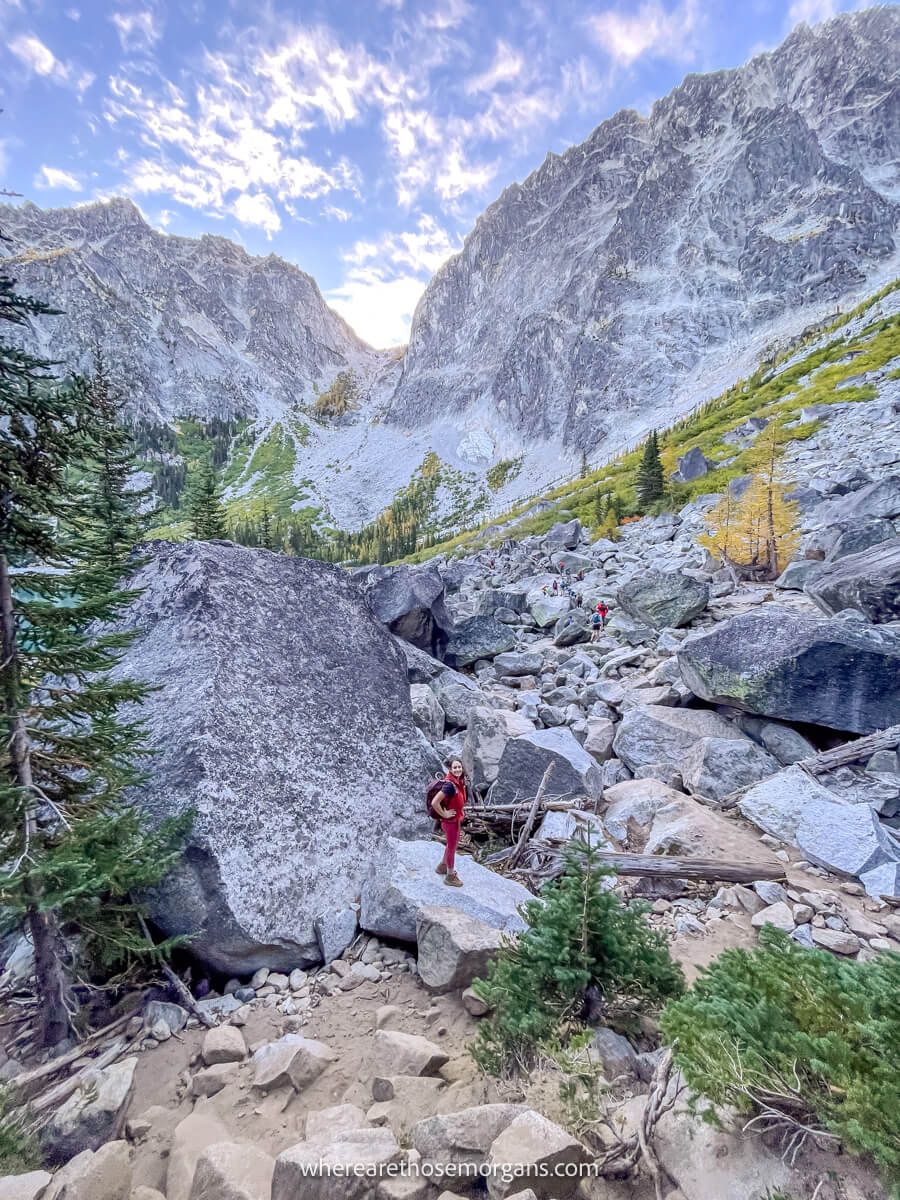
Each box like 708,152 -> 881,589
472,839 -> 684,1073
259,501 -> 274,550
186,459 -> 228,540
635,430 -> 665,508
0,275 -> 189,1046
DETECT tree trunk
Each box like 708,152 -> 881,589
0,553 -> 73,1049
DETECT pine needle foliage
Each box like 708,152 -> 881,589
472,841 -> 684,1074
661,928 -> 900,1190
0,274 -> 190,1045
185,459 -> 228,540
635,430 -> 665,508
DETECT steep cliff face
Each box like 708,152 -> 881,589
0,197 -> 383,423
387,8 -> 900,450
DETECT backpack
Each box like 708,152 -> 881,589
590,612 -> 602,627
425,777 -> 446,819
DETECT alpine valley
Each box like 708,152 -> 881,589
2,6 -> 898,545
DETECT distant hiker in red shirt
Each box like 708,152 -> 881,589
432,759 -> 467,887
596,600 -> 609,628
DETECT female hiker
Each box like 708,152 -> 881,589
433,759 -> 467,887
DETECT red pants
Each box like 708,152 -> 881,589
441,820 -> 460,871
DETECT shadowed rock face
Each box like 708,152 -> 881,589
111,540 -> 434,973
804,536 -> 900,623
387,9 -> 900,450
678,608 -> 900,735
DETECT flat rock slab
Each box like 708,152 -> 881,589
0,1173 -> 53,1200
412,1104 -> 528,1169
369,1029 -> 449,1077
678,607 -> 900,734
272,1128 -> 401,1200
189,1142 -> 275,1200
416,906 -> 506,993
739,767 -> 839,844
42,1056 -> 137,1165
360,838 -> 531,943
251,1034 -> 336,1093
492,727 -> 604,805
110,541 -> 435,973
612,705 -> 746,773
805,536 -> 900,622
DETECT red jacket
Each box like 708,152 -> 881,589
440,773 -> 466,823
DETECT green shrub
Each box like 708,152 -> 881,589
472,841 -> 684,1074
661,928 -> 900,1189
486,456 -> 524,491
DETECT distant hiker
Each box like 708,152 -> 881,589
575,593 -> 584,608
433,759 -> 467,887
596,600 -> 609,628
576,569 -> 585,582
558,560 -> 566,574
551,579 -> 559,595
590,611 -> 603,641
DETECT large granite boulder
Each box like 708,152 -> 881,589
359,838 -> 531,943
612,705 -> 746,773
362,565 -> 452,657
553,608 -> 591,647
111,542 -> 435,973
680,737 -> 779,803
416,906 -> 505,993
463,706 -> 535,791
804,537 -> 900,623
543,519 -> 582,551
42,1057 -> 137,1164
443,616 -> 516,669
492,728 -> 604,805
616,570 -> 709,630
678,607 -> 900,734
671,446 -> 710,482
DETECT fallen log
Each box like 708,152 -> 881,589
22,1035 -> 130,1124
798,724 -> 900,777
514,843 -> 786,884
8,1012 -> 132,1102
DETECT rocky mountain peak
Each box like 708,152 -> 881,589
387,6 -> 899,453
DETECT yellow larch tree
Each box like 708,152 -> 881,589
698,422 -> 799,579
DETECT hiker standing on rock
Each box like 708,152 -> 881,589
432,759 -> 467,888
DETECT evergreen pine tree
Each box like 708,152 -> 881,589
635,430 -> 665,508
76,347 -> 154,580
472,838 -> 684,1073
0,275 -> 189,1047
186,459 -> 227,540
258,502 -> 274,550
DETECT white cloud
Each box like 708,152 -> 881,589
786,0 -> 838,24
465,40 -> 523,94
323,204 -> 353,221
331,214 -> 461,346
8,32 -> 94,92
9,33 -> 57,75
110,9 -> 163,51
232,192 -> 281,236
586,1 -> 700,66
328,269 -> 428,348
344,214 -> 461,274
33,164 -> 83,191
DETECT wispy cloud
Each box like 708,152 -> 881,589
8,31 -> 94,92
465,40 -> 524,94
110,8 -> 163,51
586,0 -> 700,66
34,164 -> 83,190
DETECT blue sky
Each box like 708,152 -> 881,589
0,0 -> 878,347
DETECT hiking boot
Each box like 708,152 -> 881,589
444,872 -> 463,888
435,862 -> 448,876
